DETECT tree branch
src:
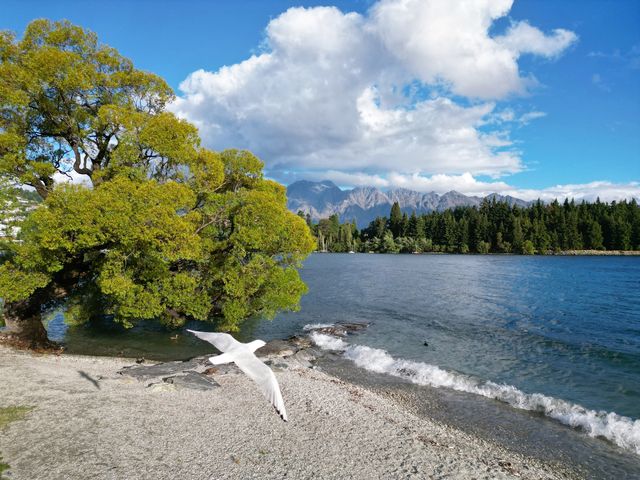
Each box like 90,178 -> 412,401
71,142 -> 93,176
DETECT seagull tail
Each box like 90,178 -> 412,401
272,402 -> 288,422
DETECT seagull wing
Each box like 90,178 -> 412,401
187,330 -> 240,353
233,350 -> 288,422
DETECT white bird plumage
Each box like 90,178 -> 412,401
187,329 -> 288,422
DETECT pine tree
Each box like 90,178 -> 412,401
585,220 -> 604,250
512,216 -> 524,252
389,202 -> 403,238
407,212 -> 419,238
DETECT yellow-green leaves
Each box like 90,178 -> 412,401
139,112 -> 200,166
196,175 -> 315,331
219,149 -> 264,192
0,20 -> 315,335
0,264 -> 49,303
231,188 -> 315,259
1,177 -> 200,307
189,149 -> 224,197
0,19 -> 174,194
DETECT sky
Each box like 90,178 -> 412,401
2,0 -> 639,201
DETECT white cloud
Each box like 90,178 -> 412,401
371,1 -> 575,98
508,181 -> 640,203
52,169 -> 93,187
496,21 -> 577,59
171,0 -> 577,182
321,170 -> 391,188
282,170 -> 640,203
347,172 -> 640,202
386,172 -> 511,195
486,108 -> 546,126
518,110 -> 546,125
369,0 -> 522,99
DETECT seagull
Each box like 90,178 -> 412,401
187,329 -> 288,421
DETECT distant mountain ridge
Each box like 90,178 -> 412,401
286,180 -> 530,228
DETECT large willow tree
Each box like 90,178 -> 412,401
0,20 -> 314,347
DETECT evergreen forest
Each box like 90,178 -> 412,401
300,198 -> 640,254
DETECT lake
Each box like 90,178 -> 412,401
48,253 -> 640,474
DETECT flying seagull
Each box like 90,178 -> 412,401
187,329 -> 288,421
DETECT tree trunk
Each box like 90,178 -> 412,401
1,295 -> 50,348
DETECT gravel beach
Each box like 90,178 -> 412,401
0,346 -> 576,480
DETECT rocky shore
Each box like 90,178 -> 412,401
0,329 -> 579,480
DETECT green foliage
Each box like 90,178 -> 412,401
389,202 -> 403,238
0,406 -> 32,479
522,240 -> 536,255
382,231 -> 399,253
0,19 -> 174,197
0,20 -> 314,334
476,241 -> 491,254
0,406 -> 32,429
313,214 -> 358,252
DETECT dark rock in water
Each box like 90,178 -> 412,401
338,322 -> 369,332
256,339 -> 298,358
163,372 -> 220,391
288,335 -> 313,349
118,358 -> 201,380
309,326 -> 348,336
423,341 -> 429,347
306,322 -> 370,337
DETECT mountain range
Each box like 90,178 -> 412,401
286,180 -> 530,228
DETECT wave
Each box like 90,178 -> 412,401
309,332 -> 640,455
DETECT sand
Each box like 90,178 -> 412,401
0,346 -> 576,480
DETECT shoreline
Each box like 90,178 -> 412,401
313,250 -> 640,256
0,345 -> 579,480
316,353 -> 640,480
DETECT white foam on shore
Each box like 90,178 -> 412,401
309,332 -> 348,350
310,333 -> 640,455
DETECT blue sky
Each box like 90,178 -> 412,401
2,0 -> 639,200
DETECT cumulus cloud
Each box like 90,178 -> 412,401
371,0 -> 575,98
171,0 -> 577,183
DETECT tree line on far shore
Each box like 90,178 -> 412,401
299,197 -> 640,254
